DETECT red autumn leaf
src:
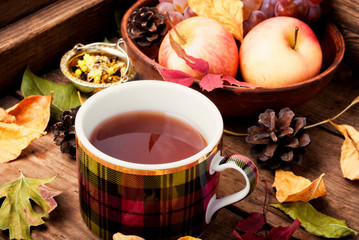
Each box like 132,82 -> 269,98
233,180 -> 301,240
268,218 -> 301,240
169,34 -> 209,73
234,212 -> 265,234
222,75 -> 257,89
200,74 -> 224,91
239,232 -> 266,240
154,63 -> 195,87
155,34 -> 258,91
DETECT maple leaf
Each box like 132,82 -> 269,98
0,171 -> 61,240
188,0 -> 244,41
200,74 -> 224,91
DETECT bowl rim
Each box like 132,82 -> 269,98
120,0 -> 345,93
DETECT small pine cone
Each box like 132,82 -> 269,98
245,107 -> 311,169
51,105 -> 81,157
127,6 -> 168,47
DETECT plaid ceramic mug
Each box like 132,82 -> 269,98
75,80 -> 259,240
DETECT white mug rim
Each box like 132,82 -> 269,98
75,80 -> 223,171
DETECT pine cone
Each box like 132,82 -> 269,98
127,6 -> 168,47
51,105 -> 81,158
245,108 -> 311,169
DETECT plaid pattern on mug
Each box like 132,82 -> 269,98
77,141 -> 221,240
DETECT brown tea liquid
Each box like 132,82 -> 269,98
89,111 -> 207,164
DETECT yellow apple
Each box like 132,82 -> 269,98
239,16 -> 322,88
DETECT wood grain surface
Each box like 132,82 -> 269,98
0,0 -> 58,28
0,0 -> 117,95
323,0 -> 359,68
0,62 -> 358,239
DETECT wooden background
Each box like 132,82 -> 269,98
1,0 -> 359,239
0,62 -> 358,240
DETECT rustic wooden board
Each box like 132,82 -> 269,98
0,0 -> 117,95
323,0 -> 359,68
0,0 -> 58,28
219,126 -> 359,240
1,64 -> 359,239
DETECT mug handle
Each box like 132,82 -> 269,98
205,154 -> 259,224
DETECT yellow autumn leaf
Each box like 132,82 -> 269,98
330,122 -> 359,180
188,0 -> 244,41
0,95 -> 51,163
272,170 -> 327,203
0,108 -> 16,123
0,123 -> 46,162
6,95 -> 52,131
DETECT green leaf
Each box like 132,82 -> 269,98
271,202 -> 357,238
21,66 -> 82,121
0,171 -> 61,240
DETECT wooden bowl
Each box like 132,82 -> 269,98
120,0 -> 345,117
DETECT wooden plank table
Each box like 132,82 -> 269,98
0,62 -> 358,240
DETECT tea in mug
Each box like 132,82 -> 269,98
89,111 -> 207,164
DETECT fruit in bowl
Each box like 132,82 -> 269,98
158,16 -> 239,78
120,0 -> 345,117
239,16 -> 323,88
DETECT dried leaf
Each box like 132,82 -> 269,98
188,0 -> 244,41
268,219 -> 301,240
0,95 -> 51,163
233,180 -> 301,240
21,66 -> 83,121
0,108 -> 16,123
6,95 -> 52,131
234,212 -> 265,234
271,202 -> 357,238
330,122 -> 359,180
155,64 -> 195,87
0,123 -> 46,163
113,233 -> 144,240
169,33 -> 209,73
222,75 -> 257,89
0,171 -> 60,240
272,170 -> 327,203
155,41 -> 257,91
200,74 -> 224,91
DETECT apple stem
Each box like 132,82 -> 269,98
164,11 -> 186,45
292,26 -> 299,49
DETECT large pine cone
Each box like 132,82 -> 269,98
51,105 -> 81,158
245,108 -> 311,169
127,7 -> 168,47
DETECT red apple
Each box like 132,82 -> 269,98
239,16 -> 322,88
158,16 -> 239,78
